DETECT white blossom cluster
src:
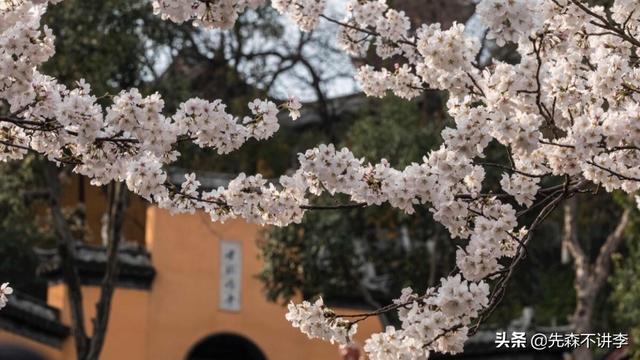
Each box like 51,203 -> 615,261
271,0 -> 326,32
0,1 -> 304,222
3,0 -> 640,358
477,0 -> 544,46
362,277 -> 489,359
152,0 -> 265,29
339,0 -> 412,59
0,283 -> 12,309
285,298 -> 356,345
151,0 -> 328,31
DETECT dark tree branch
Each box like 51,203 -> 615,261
569,0 -> 640,48
43,164 -> 90,359
86,182 -> 128,360
299,203 -> 367,210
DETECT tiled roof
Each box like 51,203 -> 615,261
0,291 -> 69,347
36,241 -> 156,289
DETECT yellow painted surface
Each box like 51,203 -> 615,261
144,208 -> 382,360
49,284 -> 150,360
1,206 -> 383,360
60,174 -> 147,245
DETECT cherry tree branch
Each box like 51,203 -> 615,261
299,203 -> 366,210
471,180 -> 583,333
569,0 -> 640,48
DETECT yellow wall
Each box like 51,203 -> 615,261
144,207 -> 382,360
60,174 -> 147,245
1,206 -> 382,360
48,284 -> 150,360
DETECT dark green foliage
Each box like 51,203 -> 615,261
0,156 -> 52,298
259,198 -> 454,304
344,96 -> 442,166
258,96 -> 456,309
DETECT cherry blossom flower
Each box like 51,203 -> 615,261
0,283 -> 13,309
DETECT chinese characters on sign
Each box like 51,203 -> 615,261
219,240 -> 242,311
495,331 -> 628,350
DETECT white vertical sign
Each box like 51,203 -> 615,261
219,240 -> 242,311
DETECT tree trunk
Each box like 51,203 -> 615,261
571,284 -> 596,360
562,198 -> 630,360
